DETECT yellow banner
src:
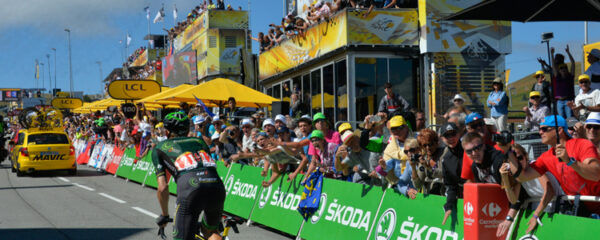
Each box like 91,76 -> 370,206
51,98 -> 83,109
584,42 -> 600,71
209,10 -> 248,29
108,80 -> 161,100
130,50 -> 148,67
259,9 -> 418,80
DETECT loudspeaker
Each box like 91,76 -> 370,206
271,101 -> 290,117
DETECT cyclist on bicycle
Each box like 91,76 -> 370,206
153,112 -> 226,240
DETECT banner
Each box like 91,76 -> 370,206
76,141 -> 94,165
130,50 -> 148,67
105,147 -> 124,174
250,172 -> 306,235
163,51 -> 198,87
511,207 -> 600,239
215,160 -> 229,181
128,150 -> 154,184
259,9 -> 418,80
299,178 -> 384,240
584,41 -> 600,72
369,190 -> 464,240
116,148 -> 137,178
222,163 -> 266,218
87,140 -> 103,168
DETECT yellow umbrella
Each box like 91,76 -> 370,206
159,78 -> 278,108
137,84 -> 195,106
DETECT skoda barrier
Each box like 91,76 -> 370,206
73,139 -> 600,240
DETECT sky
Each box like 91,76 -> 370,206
0,1 -> 599,95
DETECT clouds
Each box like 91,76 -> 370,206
0,0 -> 147,36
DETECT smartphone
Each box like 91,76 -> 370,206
370,115 -> 381,123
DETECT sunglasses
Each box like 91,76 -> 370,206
539,126 -> 554,133
468,121 -> 484,129
580,81 -> 591,84
586,125 -> 600,130
465,143 -> 484,155
443,131 -> 457,138
530,96 -> 540,100
391,126 -> 405,131
404,148 -> 417,154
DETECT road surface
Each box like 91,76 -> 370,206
0,162 -> 292,240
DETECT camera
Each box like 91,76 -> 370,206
411,153 -> 421,163
492,130 -> 513,145
541,32 -> 554,41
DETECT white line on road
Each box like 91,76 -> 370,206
132,206 -> 159,218
72,183 -> 95,191
99,193 -> 127,204
57,177 -> 70,183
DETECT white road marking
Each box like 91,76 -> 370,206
72,183 -> 95,191
132,206 -> 159,218
57,177 -> 70,183
99,193 -> 126,204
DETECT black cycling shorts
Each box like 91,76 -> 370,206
172,169 -> 226,240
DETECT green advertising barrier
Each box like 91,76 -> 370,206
510,207 -> 600,239
116,148 -> 136,178
128,150 -> 154,184
223,163 -> 266,219
299,178 -> 385,240
216,161 -> 229,181
143,162 -> 159,188
369,190 -> 464,240
249,173 -> 306,235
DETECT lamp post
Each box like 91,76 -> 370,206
65,28 -> 73,97
46,54 -> 51,94
95,61 -> 103,95
40,62 -> 45,91
51,48 -> 57,95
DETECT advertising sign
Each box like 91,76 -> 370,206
116,148 -> 137,178
1,89 -> 20,101
108,80 -> 161,100
163,51 -> 198,87
121,103 -> 137,119
369,190 -> 464,240
250,173 -> 306,235
511,207 -> 600,239
222,163 -> 266,218
299,178 -> 384,240
51,98 -> 83,109
129,150 -> 154,184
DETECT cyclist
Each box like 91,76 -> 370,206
152,112 -> 226,240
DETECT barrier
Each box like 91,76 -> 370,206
71,139 -> 600,240
76,141 -> 94,165
463,183 -> 509,240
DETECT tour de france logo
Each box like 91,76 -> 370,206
375,208 -> 397,240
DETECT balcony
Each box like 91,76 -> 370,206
173,10 -> 249,51
258,8 -> 419,80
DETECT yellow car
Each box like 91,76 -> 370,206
10,129 -> 77,176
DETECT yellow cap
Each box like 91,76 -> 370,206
529,91 -> 541,98
155,122 -> 164,129
389,115 -> 406,128
338,122 -> 352,134
534,70 -> 544,77
579,74 -> 591,82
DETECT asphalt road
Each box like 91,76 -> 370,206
0,162 -> 292,240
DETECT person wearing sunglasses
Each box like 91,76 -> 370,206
383,115 -> 411,173
506,115 -> 600,216
377,138 -> 419,200
411,128 -> 444,195
439,123 -> 465,226
531,70 -> 552,108
584,112 -> 600,153
461,112 -> 495,182
524,91 -> 550,132
568,74 -> 600,120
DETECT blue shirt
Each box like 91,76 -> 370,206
300,136 -> 312,162
385,159 -> 415,197
487,90 -> 508,117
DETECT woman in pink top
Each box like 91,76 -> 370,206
308,113 -> 341,157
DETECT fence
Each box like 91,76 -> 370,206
73,138 -> 599,240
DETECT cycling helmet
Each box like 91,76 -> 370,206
163,111 -> 190,136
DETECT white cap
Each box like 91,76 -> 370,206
241,118 -> 254,127
586,112 -> 600,125
211,132 -> 220,140
262,118 -> 275,128
213,116 -> 222,123
452,94 -> 465,102
275,114 -> 286,123
193,115 -> 205,125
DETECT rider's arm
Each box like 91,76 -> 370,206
153,149 -> 171,217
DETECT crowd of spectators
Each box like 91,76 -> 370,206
126,47 -> 146,66
250,0 -> 416,53
165,0 -> 243,42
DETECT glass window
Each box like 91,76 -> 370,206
311,69 -> 322,115
355,58 -> 378,121
282,80 -> 292,102
323,65 -> 334,123
335,60 -> 347,122
28,133 -> 69,145
266,87 -> 273,98
273,83 -> 281,100
17,133 -> 25,145
375,58 -> 389,109
302,74 -> 311,113
389,58 -> 415,107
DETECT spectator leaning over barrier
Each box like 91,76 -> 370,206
336,130 -> 379,185
383,115 -> 411,173
305,130 -> 341,179
378,138 -> 419,199
499,143 -> 561,234
524,91 -> 550,133
461,112 -> 494,182
506,115 -> 600,216
378,82 -> 411,117
219,125 -> 242,165
531,70 -> 552,108
568,74 -> 600,120
360,114 -> 388,153
585,49 -> 600,90
307,113 -> 341,162
584,112 -> 600,153
262,118 -> 276,138
487,77 -> 509,132
411,128 -> 444,195
282,115 -> 313,162
439,123 -> 465,225
566,117 -> 585,139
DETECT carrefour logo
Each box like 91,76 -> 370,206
482,202 -> 501,217
375,208 -> 396,240
258,186 -> 272,209
464,201 -> 474,216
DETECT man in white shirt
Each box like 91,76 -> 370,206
568,74 -> 600,120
